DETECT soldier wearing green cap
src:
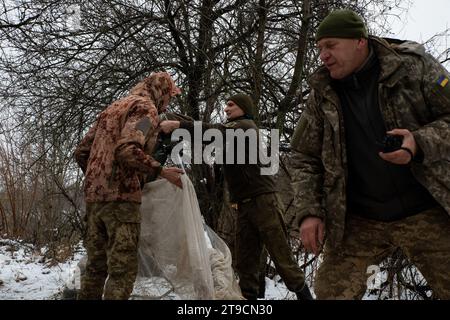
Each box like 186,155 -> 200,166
160,94 -> 313,300
290,9 -> 450,299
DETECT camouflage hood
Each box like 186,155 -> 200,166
75,72 -> 181,203
130,72 -> 181,112
290,36 -> 450,247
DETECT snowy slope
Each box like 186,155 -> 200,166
0,238 -> 294,300
0,239 -> 85,300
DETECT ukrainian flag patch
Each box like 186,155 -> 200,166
437,75 -> 449,87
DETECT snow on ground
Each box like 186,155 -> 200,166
0,238 -> 85,300
2,237 -> 417,300
0,237 -> 294,300
264,275 -> 296,300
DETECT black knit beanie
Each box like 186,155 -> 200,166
316,9 -> 368,41
228,94 -> 255,118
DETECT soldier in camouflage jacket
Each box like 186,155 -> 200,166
291,10 -> 450,299
74,72 -> 183,299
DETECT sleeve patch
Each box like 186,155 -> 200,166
136,117 -> 152,136
437,75 -> 449,88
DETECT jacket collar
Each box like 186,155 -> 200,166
225,115 -> 253,123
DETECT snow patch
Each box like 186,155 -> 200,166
0,239 -> 85,300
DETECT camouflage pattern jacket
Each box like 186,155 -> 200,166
290,36 -> 450,247
75,72 -> 181,203
75,95 -> 161,203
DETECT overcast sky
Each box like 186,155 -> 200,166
388,0 -> 449,42
376,0 -> 449,67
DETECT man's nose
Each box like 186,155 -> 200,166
320,50 -> 330,62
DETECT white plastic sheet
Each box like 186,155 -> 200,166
134,174 -> 243,300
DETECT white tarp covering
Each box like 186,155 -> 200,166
134,174 -> 243,300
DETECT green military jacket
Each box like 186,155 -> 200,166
222,118 -> 277,203
180,117 -> 276,203
290,36 -> 450,247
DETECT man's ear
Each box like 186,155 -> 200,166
357,37 -> 368,49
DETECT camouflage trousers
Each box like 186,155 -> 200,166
78,201 -> 141,300
235,192 -> 306,299
315,206 -> 450,299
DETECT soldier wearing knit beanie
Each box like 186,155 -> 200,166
315,9 -> 370,80
227,94 -> 255,119
292,6 -> 450,301
159,91 -> 314,300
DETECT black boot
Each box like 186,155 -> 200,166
295,285 -> 314,300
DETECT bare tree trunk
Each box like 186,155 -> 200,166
188,0 -> 215,120
252,0 -> 268,125
276,0 -> 312,134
